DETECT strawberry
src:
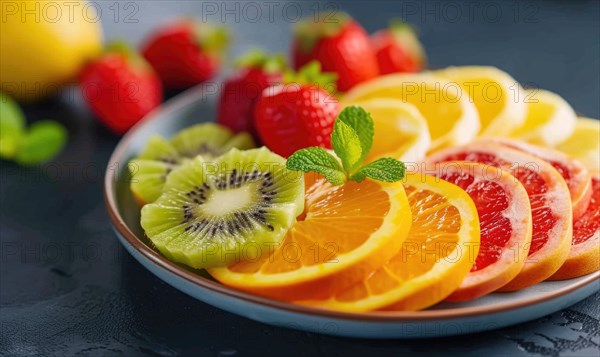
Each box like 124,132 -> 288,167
142,20 -> 229,90
79,42 -> 162,134
371,21 -> 426,74
217,50 -> 286,140
292,12 -> 378,92
254,62 -> 340,157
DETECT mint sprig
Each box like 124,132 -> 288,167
286,105 -> 406,185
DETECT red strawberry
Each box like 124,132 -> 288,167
254,62 -> 340,157
80,43 -> 162,134
292,12 -> 378,92
371,21 -> 426,74
142,20 -> 229,90
217,50 -> 286,140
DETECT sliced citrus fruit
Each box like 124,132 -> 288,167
550,172 -> 600,280
489,138 -> 592,220
295,173 -> 479,312
350,99 -> 431,163
557,117 -> 600,171
509,89 -> 576,146
342,73 -> 479,150
434,66 -> 526,137
427,142 -> 573,291
208,179 -> 412,300
432,162 -> 532,301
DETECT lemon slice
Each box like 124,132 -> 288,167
351,99 -> 431,163
557,117 -> 600,170
509,89 -> 576,146
342,73 -> 479,151
434,66 -> 526,137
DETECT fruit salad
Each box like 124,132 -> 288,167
128,12 -> 599,313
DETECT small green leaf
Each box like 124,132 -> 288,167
286,147 -> 345,186
0,93 -> 26,159
337,106 -> 374,168
350,158 -> 406,183
331,120 -> 362,174
283,61 -> 337,92
15,120 -> 67,165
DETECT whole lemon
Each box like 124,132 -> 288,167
0,0 -> 103,102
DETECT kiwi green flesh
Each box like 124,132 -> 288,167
129,159 -> 175,204
140,147 -> 305,269
130,123 -> 256,205
170,123 -> 255,159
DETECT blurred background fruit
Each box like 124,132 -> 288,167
142,19 -> 230,90
371,20 -> 426,74
292,12 -> 378,92
217,50 -> 286,140
79,43 -> 162,134
0,0 -> 103,102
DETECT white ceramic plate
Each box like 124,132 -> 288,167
104,83 -> 600,339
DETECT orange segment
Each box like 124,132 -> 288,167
296,174 -> 480,312
208,179 -> 412,301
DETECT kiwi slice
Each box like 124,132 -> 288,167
140,147 -> 305,269
130,123 -> 255,204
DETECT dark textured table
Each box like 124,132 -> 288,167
1,1 -> 599,356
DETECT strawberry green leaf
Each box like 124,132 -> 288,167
15,120 -> 67,165
235,49 -> 287,74
350,158 -> 406,183
286,147 -> 345,186
331,120 -> 362,174
283,61 -> 337,93
195,22 -> 230,56
336,106 -> 374,169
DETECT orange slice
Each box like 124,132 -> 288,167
433,162 -> 532,301
427,142 -> 573,291
489,138 -> 592,220
296,174 -> 480,312
550,172 -> 600,280
208,179 -> 412,301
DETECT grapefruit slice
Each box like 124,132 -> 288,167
296,173 -> 480,312
550,172 -> 600,280
208,179 -> 412,300
433,162 -> 532,301
427,142 -> 573,291
488,138 -> 592,220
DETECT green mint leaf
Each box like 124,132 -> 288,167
350,158 -> 406,183
15,120 -> 67,165
0,93 -> 26,159
286,147 -> 345,186
337,106 -> 374,168
331,120 -> 362,175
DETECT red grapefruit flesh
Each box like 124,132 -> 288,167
549,172 -> 600,279
487,138 -> 592,220
427,142 -> 573,291
432,162 -> 532,301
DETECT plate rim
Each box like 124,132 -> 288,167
103,84 -> 600,323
